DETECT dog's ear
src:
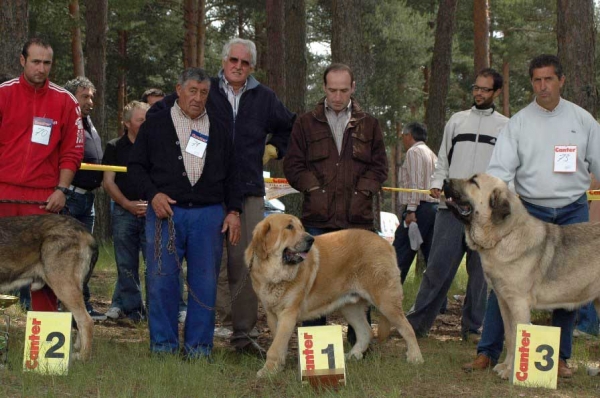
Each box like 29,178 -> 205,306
489,187 -> 511,223
245,218 -> 271,265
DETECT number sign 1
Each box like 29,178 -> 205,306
298,325 -> 346,388
511,323 -> 560,389
23,311 -> 72,375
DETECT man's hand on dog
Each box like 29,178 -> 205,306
430,188 -> 441,199
222,212 -> 241,245
151,193 -> 176,218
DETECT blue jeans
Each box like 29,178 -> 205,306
406,209 -> 487,337
110,204 -> 147,315
146,204 -> 224,357
477,194 -> 589,362
63,191 -> 95,309
393,201 -> 438,283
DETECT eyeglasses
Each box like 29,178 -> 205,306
471,85 -> 494,93
228,57 -> 251,68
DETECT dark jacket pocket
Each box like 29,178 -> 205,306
307,130 -> 331,162
348,190 -> 374,224
302,187 -> 331,223
351,131 -> 373,163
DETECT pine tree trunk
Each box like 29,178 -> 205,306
183,0 -> 198,68
424,0 -> 459,155
84,0 -> 110,242
502,59 -> 510,117
69,0 -> 85,77
473,0 -> 490,75
0,0 -> 28,79
280,0 -> 307,218
557,0 -> 597,117
331,0 -> 374,108
266,0 -> 285,102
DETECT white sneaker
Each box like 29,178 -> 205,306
214,326 -> 233,339
105,307 -> 122,319
178,310 -> 187,323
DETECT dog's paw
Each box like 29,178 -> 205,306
498,367 -> 511,380
257,362 -> 280,378
72,352 -> 81,361
406,351 -> 424,364
345,351 -> 364,361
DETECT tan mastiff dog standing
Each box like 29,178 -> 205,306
245,214 -> 423,378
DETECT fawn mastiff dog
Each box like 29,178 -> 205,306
443,173 -> 600,379
245,213 -> 423,378
0,214 -> 97,361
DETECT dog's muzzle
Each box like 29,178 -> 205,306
283,235 -> 314,265
443,180 -> 473,219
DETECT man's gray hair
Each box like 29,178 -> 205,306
123,100 -> 150,123
221,38 -> 257,68
177,67 -> 211,87
64,76 -> 95,95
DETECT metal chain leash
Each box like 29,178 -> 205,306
0,199 -> 48,205
153,216 -> 253,312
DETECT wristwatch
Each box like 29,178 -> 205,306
55,186 -> 71,197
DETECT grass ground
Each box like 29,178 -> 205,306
1,244 -> 600,397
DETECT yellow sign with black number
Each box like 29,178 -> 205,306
298,325 -> 346,388
23,311 -> 72,375
511,324 -> 560,389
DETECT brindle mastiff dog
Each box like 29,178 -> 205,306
0,214 -> 97,361
443,173 -> 600,379
245,213 -> 423,378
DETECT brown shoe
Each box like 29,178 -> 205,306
558,359 -> 573,378
462,353 -> 496,372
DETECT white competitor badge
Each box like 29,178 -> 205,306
554,145 -> 577,173
31,117 -> 53,145
185,130 -> 208,158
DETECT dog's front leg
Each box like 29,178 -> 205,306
496,295 -> 531,380
493,294 -> 514,379
265,309 -> 278,338
257,309 -> 298,378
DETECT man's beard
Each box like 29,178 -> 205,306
473,99 -> 495,110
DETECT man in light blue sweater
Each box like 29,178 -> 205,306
463,54 -> 600,378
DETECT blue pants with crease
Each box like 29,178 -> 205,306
146,204 -> 224,356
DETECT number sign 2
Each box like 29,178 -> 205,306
298,325 -> 346,389
23,311 -> 72,375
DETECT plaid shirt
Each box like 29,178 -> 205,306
171,101 -> 210,186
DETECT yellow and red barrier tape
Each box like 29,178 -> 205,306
84,165 -> 600,201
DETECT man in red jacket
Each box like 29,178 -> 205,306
0,37 -> 84,311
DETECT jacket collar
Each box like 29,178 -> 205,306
217,69 -> 260,92
470,104 -> 496,116
19,73 -> 49,94
312,96 -> 367,126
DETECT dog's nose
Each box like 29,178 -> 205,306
442,179 -> 450,189
305,235 -> 315,245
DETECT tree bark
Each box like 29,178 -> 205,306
279,0 -> 306,218
84,0 -> 110,242
0,0 -> 28,79
117,30 -> 128,137
283,0 -> 306,115
473,0 -> 489,75
183,0 -> 198,68
197,0 -> 206,68
266,0 -> 285,102
557,0 -> 597,117
502,59 -> 510,117
69,0 -> 85,77
424,0 -> 459,155
331,0 -> 374,107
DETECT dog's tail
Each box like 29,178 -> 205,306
377,315 -> 392,342
83,239 -> 99,287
